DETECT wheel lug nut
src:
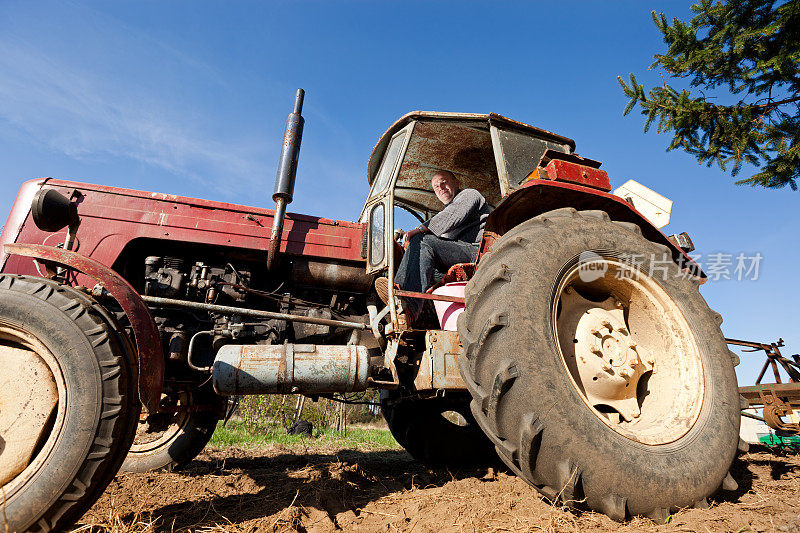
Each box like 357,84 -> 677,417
601,320 -> 612,330
618,327 -> 629,335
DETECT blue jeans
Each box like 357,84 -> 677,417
394,233 -> 478,316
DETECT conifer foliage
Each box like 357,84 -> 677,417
619,1 -> 800,189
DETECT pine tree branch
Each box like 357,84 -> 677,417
750,94 -> 800,109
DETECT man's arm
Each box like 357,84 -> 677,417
402,225 -> 428,247
423,189 -> 483,237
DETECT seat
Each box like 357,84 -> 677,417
426,262 -> 476,293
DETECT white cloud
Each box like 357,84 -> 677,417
0,33 -> 268,197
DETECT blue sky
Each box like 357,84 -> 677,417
0,1 -> 797,385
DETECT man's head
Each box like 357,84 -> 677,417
431,170 -> 459,205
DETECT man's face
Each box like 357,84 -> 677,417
432,173 -> 458,204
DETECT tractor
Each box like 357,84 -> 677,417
0,90 -> 743,531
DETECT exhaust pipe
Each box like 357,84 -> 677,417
267,88 -> 305,270
212,343 -> 369,395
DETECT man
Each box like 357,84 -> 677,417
375,170 -> 491,319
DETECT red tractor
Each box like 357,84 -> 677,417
0,90 -> 742,531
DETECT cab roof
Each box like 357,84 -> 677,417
367,111 -> 575,186
367,111 -> 576,212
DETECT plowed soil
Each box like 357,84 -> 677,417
79,444 -> 800,532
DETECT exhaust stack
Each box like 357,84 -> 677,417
267,88 -> 305,270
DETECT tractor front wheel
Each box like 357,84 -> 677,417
0,275 -> 139,532
458,209 -> 740,521
121,388 -> 221,473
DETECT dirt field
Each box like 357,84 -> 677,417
79,443 -> 800,533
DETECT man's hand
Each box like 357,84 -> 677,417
403,227 -> 425,248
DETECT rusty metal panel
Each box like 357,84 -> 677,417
3,243 -> 164,413
395,121 -> 500,211
543,159 -> 611,191
740,383 -> 800,401
367,111 -> 576,188
414,330 -> 465,391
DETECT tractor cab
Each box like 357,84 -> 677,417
358,112 -> 576,324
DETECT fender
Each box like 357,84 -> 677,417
482,180 -> 705,278
3,243 -> 164,412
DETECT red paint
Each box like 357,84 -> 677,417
394,289 -> 465,304
545,159 -> 611,191
484,179 -> 704,278
3,243 -> 164,413
1,178 -> 366,407
1,179 -> 366,280
0,179 -> 45,268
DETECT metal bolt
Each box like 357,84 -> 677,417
601,320 -> 612,330
602,363 -> 613,372
618,327 -> 629,336
591,347 -> 603,356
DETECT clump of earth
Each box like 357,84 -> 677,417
80,444 -> 800,532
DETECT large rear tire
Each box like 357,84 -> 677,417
458,209 -> 740,521
0,275 -> 139,532
380,390 -> 497,467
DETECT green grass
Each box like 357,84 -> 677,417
210,420 -> 400,450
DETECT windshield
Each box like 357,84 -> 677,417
497,128 -> 571,189
369,130 -> 408,198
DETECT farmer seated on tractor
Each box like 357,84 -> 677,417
375,170 -> 491,319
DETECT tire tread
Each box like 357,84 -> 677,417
0,274 -> 139,532
459,209 -> 738,521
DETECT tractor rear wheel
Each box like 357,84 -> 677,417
0,275 -> 138,532
380,390 -> 497,467
458,209 -> 740,521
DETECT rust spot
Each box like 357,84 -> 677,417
4,243 -> 164,412
396,122 -> 500,212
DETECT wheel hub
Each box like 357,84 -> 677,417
0,342 -> 59,487
558,288 -> 654,423
576,306 -> 653,421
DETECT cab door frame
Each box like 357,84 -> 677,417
360,123 -> 415,278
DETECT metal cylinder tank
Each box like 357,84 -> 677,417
212,343 -> 369,395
